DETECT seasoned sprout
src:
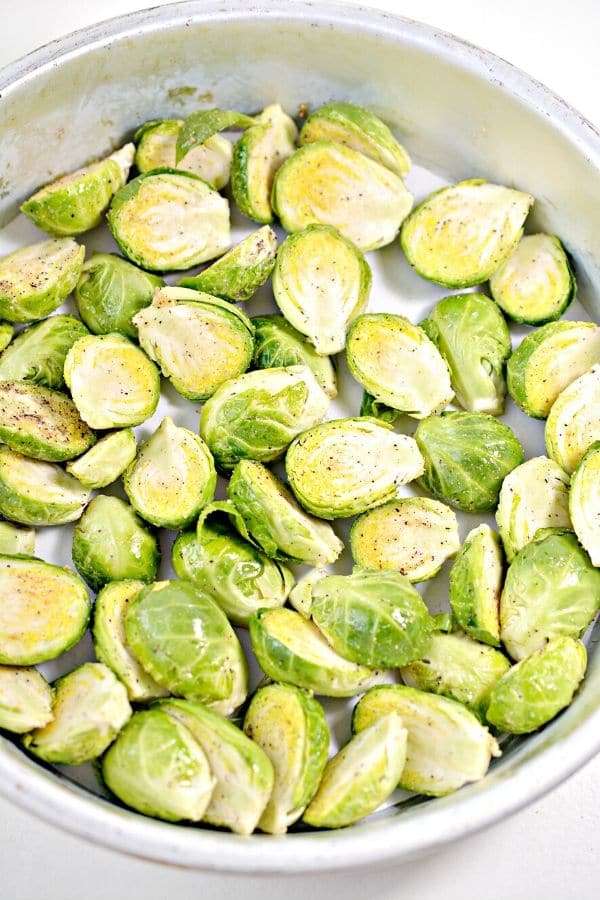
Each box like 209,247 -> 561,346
420,293 -> 511,415
346,314 -> 454,418
415,411 -> 524,512
135,118 -> 232,189
108,168 -> 230,271
489,234 -> 576,324
486,637 -> 586,734
0,666 -> 53,733
507,320 -> 600,418
102,708 -> 215,822
0,322 -> 12,352
227,460 -> 344,565
252,315 -> 337,398
66,429 -> 137,489
72,495 -> 160,592
569,442 -> 600,566
299,101 -> 410,177
23,662 -> 131,765
249,608 -> 384,698
285,417 -> 424,519
545,364 -> 600,474
74,253 -> 163,340
353,685 -> 500,796
0,555 -> 90,665
0,315 -> 88,389
272,225 -> 371,355
500,528 -> 600,661
201,366 -> 330,470
303,713 -> 407,829
133,287 -> 254,402
495,456 -> 571,562
179,226 -> 277,302
310,569 -> 435,668
21,144 -> 134,236
350,497 -> 460,582
400,179 -> 533,287
0,521 -> 35,556
243,683 -> 329,834
272,141 -> 413,251
449,524 -> 504,647
124,418 -> 216,529
0,239 -> 84,323
64,333 -> 160,429
0,381 -> 95,462
0,447 -> 90,526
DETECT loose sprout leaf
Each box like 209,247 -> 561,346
569,442 -> 600,566
252,315 -> 337,398
66,429 -> 137,490
176,109 -> 255,163
180,226 -> 277,302
449,524 -> 504,647
545,364 -> 600,474
0,521 -> 35,556
0,447 -> 91,526
0,665 -> 53,733
288,568 -> 327,619
0,315 -> 89,389
0,239 -> 85,324
135,119 -> 232,189
359,391 -> 400,425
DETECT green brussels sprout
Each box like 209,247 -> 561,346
299,101 -> 411,177
66,429 -> 137,489
272,225 -> 372,355
125,580 -> 248,713
0,447 -> 91,526
285,417 -> 424,519
201,366 -> 330,470
303,713 -> 407,829
159,699 -> 274,835
420,293 -> 511,415
489,234 -> 576,324
0,555 -> 90,664
133,287 -> 254,402
500,528 -> 600,661
545,364 -> 600,474
401,633 -> 510,718
102,708 -> 215,822
359,391 -> 399,425
108,168 -> 230,271
124,418 -> 216,529
23,662 -> 131,765
74,253 -> 164,340
249,608 -> 384,697
507,321 -> 600,419
93,580 -> 168,702
179,226 -> 277,302
232,104 -> 298,223
486,637 -> 586,734
0,315 -> 88,389
287,568 -> 327,619
21,144 -> 134,236
449,524 -> 504,647
252,315 -> 337,398
134,118 -> 232,189
64,333 -> 160,429
72,495 -> 160,592
495,456 -> 571,562
0,322 -> 12,352
174,109 -> 254,164
0,239 -> 85,323
350,497 -> 460,582
272,141 -> 413,251
227,460 -> 343,565
569,442 -> 600,567
415,411 -> 524,512
353,685 -> 500,796
0,521 -> 35,556
400,179 -> 533,288
243,683 -> 329,834
0,665 -> 53,733
0,381 -> 95,462
346,314 -> 454,418
172,503 -> 294,626
310,569 -> 435,668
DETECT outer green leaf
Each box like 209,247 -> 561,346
176,109 -> 255,163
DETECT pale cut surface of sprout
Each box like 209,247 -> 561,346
0,239 -> 85,323
180,226 -> 277,302
569,442 -> 600,567
0,447 -> 91,526
0,666 -> 53,733
545,364 -> 600,474
288,568 -> 328,619
135,119 -> 232,189
449,524 -> 504,647
66,429 -> 137,489
0,314 -> 89,389
0,521 -> 35,556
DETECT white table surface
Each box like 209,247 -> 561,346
1,0 -> 599,897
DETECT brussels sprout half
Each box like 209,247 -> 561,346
272,225 -> 372,355
500,528 -> 600,661
133,287 -> 254,402
420,293 -> 511,416
179,226 -> 277,302
400,179 -> 533,288
449,524 -> 504,647
507,321 -> 600,419
569,442 -> 600,567
0,555 -> 90,665
0,239 -> 85,323
350,497 -> 460,582
0,448 -> 91,526
545,364 -> 600,474
66,429 -> 137,489
252,315 -> 337,399
0,315 -> 88,389
0,322 -> 12,352
135,118 -> 232,190
272,141 -> 413,251
0,665 -> 53,733
285,417 -> 424,520
64,333 -> 160,429
21,144 -> 134,236
0,521 -> 35,556
108,168 -> 230,271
